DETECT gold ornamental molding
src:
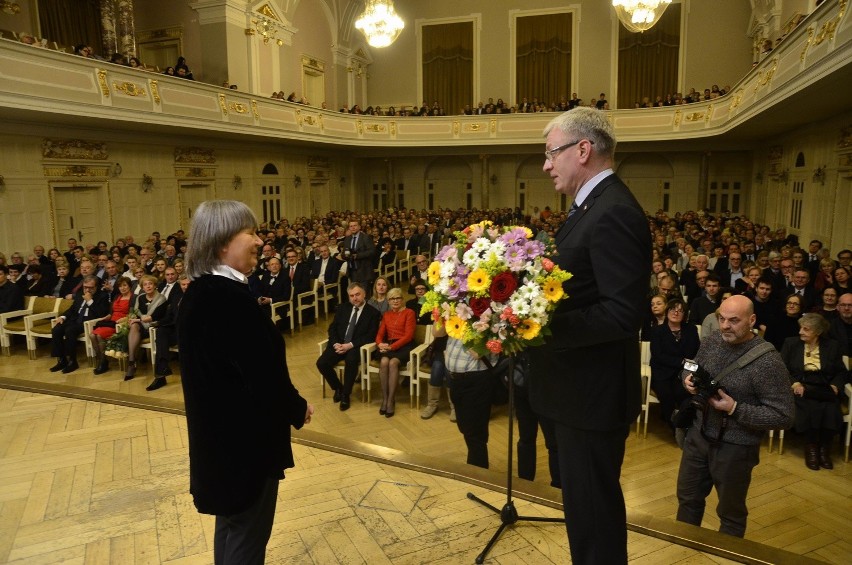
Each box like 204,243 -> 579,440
96,69 -> 109,97
150,80 -> 161,105
296,108 -> 302,126
174,147 -> 215,164
390,121 -> 396,136
801,26 -> 815,62
673,109 -> 682,127
112,81 -> 146,97
218,93 -> 228,115
258,3 -> 279,20
251,100 -> 259,120
304,115 -> 317,126
452,121 -> 459,136
365,124 -> 386,133
42,164 -> 112,177
357,119 -> 363,135
42,139 -> 108,160
753,58 -> 778,93
728,90 -> 744,112
177,167 -> 212,178
318,114 -> 324,132
229,102 -> 249,114
464,123 -> 483,132
490,119 -> 496,134
813,0 -> 847,46
684,112 -> 704,122
705,104 -> 713,125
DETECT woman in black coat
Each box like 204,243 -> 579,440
780,313 -> 846,471
649,298 -> 701,431
179,200 -> 313,564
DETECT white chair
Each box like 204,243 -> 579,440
270,290 -> 294,334
317,338 -> 346,399
316,275 -> 340,319
1,297 -> 57,357
361,325 -> 431,405
142,327 -> 179,367
410,327 -> 436,410
843,356 -> 850,462
294,281 -> 319,331
23,298 -> 63,359
637,340 -> 657,437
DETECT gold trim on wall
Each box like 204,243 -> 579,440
174,147 -> 215,164
251,100 -> 259,120
96,69 -> 110,97
112,82 -> 146,97
218,93 -> 228,115
229,102 -> 249,114
150,80 -> 161,105
42,139 -> 108,160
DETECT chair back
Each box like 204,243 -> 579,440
56,298 -> 75,316
32,297 -> 59,315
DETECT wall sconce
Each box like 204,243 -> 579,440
233,174 -> 242,190
812,166 -> 826,184
754,171 -> 763,182
142,174 -> 154,192
490,174 -> 498,185
245,17 -> 284,46
112,162 -> 122,177
1,1 -> 22,15
0,175 -> 5,190
293,175 -> 301,187
777,169 -> 789,183
346,63 -> 366,78
340,176 -> 347,185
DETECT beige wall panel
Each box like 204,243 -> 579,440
134,0 -> 203,79
682,0 -> 753,92
0,51 -> 100,103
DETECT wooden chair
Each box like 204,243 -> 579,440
395,249 -> 412,277
637,340 -> 658,437
316,274 -> 340,319
270,289 -> 294,334
361,325 -> 431,405
141,327 -> 179,369
294,280 -> 319,331
1,297 -> 49,356
410,328 -> 436,410
25,298 -> 66,359
317,338 -> 352,399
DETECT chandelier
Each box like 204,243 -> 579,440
612,0 -> 672,33
355,0 -> 404,48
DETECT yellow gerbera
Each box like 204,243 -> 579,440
467,268 -> 491,293
519,226 -> 533,239
445,315 -> 468,340
427,261 -> 442,285
516,319 -> 541,340
542,278 -> 565,302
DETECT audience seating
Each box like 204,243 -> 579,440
1,297 -> 52,356
360,324 -> 431,405
316,275 -> 340,319
637,340 -> 657,437
317,338 -> 345,399
294,281 -> 319,331
25,298 -> 66,359
270,291 -> 295,334
410,329 -> 436,410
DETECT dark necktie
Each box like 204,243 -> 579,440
567,201 -> 579,218
269,276 -> 276,286
344,306 -> 359,342
289,267 -> 294,280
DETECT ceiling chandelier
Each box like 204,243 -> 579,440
355,0 -> 404,48
612,0 -> 672,33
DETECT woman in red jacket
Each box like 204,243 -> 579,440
374,286 -> 415,417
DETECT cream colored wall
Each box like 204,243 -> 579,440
0,0 -> 39,39
286,3 -> 336,104
134,0 -> 203,78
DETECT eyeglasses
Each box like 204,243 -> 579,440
544,139 -> 593,162
785,301 -> 800,306
389,296 -> 403,300
82,285 -> 97,290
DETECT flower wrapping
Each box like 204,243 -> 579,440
421,221 -> 572,356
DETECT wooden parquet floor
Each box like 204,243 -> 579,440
1,322 -> 850,563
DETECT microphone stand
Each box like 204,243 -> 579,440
466,355 -> 563,564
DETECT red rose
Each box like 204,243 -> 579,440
490,272 -> 518,302
469,297 -> 490,317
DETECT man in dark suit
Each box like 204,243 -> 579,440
316,282 -> 380,410
785,267 -> 817,312
394,227 -> 419,254
252,257 -> 291,319
528,108 -> 651,565
50,275 -> 110,374
338,220 -> 375,289
419,224 -> 441,257
147,275 -> 189,391
0,265 -> 25,314
310,244 -> 342,288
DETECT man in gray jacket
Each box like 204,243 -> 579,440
676,295 -> 794,537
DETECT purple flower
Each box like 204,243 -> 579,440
499,227 -> 530,246
524,240 -> 545,258
436,244 -> 457,262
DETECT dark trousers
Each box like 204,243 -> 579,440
316,345 -> 360,395
51,321 -> 83,359
676,426 -> 760,537
154,326 -> 178,376
551,419 -> 630,565
651,375 -> 688,429
214,476 -> 279,565
448,369 -> 493,469
514,388 -> 560,486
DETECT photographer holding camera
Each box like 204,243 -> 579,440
676,295 -> 794,537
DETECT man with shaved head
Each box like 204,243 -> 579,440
676,295 -> 794,538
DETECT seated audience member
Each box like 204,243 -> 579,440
0,265 -> 25,314
814,287 -> 839,320
736,266 -> 762,295
158,266 -> 181,301
765,294 -> 803,350
701,288 -> 735,339
374,288 -> 416,417
7,264 -> 23,286
781,314 -> 846,470
22,264 -> 53,296
813,259 -> 836,292
785,268 -> 817,312
48,260 -> 79,298
649,298 -> 700,431
688,273 -> 722,324
316,282 -> 381,411
406,279 -> 431,325
368,276 -> 391,314
283,249 -> 311,296
833,265 -> 851,296
408,255 -> 429,293
641,294 -> 668,341
148,274 -> 190,391
374,240 -> 396,272
124,275 -> 166,381
252,257 -> 290,322
90,276 -> 135,375
828,293 -> 852,355
50,275 -> 110,374
310,243 -> 343,288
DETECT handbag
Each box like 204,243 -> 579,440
802,382 -> 837,401
94,319 -> 116,329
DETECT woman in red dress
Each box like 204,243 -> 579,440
374,287 -> 415,417
90,277 -> 134,375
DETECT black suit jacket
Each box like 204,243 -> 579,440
780,337 -> 846,389
340,232 -> 375,284
327,302 -> 380,348
311,257 -> 342,284
395,237 -> 419,254
60,289 -> 110,325
251,271 -> 291,302
528,174 -> 651,430
0,280 -> 25,313
285,263 -> 311,296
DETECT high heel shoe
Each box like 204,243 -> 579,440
385,410 -> 395,418
379,406 -> 387,415
124,361 -> 137,381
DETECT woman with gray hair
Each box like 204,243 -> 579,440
780,313 -> 846,471
178,200 -> 313,564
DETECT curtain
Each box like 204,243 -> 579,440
516,13 -> 572,108
617,4 -> 681,109
38,0 -> 102,54
422,22 -> 473,116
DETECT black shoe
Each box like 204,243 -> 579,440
339,395 -> 350,411
333,389 -> 341,403
146,377 -> 167,391
93,359 -> 110,375
61,360 -> 79,374
385,410 -> 395,418
124,361 -> 137,381
49,359 -> 66,372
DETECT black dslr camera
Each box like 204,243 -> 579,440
682,359 -> 726,408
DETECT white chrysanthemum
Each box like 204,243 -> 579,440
470,238 -> 491,253
488,240 -> 507,256
516,281 -> 541,301
509,295 -> 531,316
463,248 -> 482,269
433,279 -> 451,295
440,259 -> 456,278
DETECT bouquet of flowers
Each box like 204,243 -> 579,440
421,220 -> 572,357
104,308 -> 140,359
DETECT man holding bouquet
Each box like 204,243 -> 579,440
529,108 -> 651,564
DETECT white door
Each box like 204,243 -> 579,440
179,182 -> 213,230
310,181 -> 330,217
53,185 -> 102,247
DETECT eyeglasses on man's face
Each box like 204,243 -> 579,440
544,139 -> 593,162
